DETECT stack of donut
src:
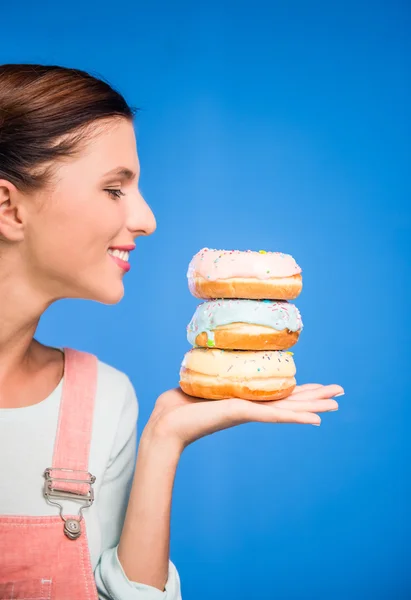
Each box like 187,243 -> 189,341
179,248 -> 303,401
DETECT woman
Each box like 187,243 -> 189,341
0,64 -> 343,600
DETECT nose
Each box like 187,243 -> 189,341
126,189 -> 157,237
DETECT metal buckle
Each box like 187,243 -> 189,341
43,468 -> 96,540
43,467 -> 95,503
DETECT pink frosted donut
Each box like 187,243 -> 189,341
187,248 -> 302,300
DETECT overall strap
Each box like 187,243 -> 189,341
46,348 -> 98,497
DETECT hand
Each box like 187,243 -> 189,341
144,383 -> 344,451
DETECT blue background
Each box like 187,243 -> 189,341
2,1 -> 410,598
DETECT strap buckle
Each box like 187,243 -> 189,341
43,468 -> 96,540
43,467 -> 95,503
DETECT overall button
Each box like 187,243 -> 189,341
64,518 -> 81,540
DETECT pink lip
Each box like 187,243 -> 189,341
109,245 -> 136,251
109,254 -> 131,272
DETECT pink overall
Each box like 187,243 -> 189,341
0,348 -> 100,599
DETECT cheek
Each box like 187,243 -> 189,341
26,191 -> 126,272
27,206 -> 85,265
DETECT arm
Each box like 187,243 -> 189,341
94,377 -> 181,599
117,430 -> 182,591
99,378 -> 342,597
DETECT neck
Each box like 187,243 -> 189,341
0,262 -> 51,380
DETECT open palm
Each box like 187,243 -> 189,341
147,383 -> 343,449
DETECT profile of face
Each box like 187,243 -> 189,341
0,118 -> 156,305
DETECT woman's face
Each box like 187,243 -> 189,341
20,118 -> 156,304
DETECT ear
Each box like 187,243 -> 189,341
0,180 -> 25,242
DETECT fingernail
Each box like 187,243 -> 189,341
312,422 -> 321,426
335,392 -> 345,397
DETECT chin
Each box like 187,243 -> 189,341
84,281 -> 125,305
102,286 -> 125,305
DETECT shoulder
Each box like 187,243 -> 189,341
90,355 -> 138,437
94,357 -> 138,422
88,357 -> 139,472
95,358 -> 134,397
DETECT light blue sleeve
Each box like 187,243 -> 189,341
94,376 -> 182,600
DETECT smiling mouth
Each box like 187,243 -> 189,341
107,248 -> 131,272
108,249 -> 130,262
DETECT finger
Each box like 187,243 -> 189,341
263,398 -> 338,413
290,384 -> 344,401
230,399 -> 321,426
292,384 -> 323,393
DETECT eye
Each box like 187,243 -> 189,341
104,188 -> 125,199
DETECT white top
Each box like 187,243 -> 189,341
0,358 -> 182,600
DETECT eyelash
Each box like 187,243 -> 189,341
104,188 -> 125,200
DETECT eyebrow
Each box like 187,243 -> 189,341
102,167 -> 137,181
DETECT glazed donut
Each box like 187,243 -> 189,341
179,348 -> 296,401
187,248 -> 302,300
187,299 -> 302,351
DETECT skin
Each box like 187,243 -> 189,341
0,117 -> 344,591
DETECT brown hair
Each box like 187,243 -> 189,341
0,64 -> 136,192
